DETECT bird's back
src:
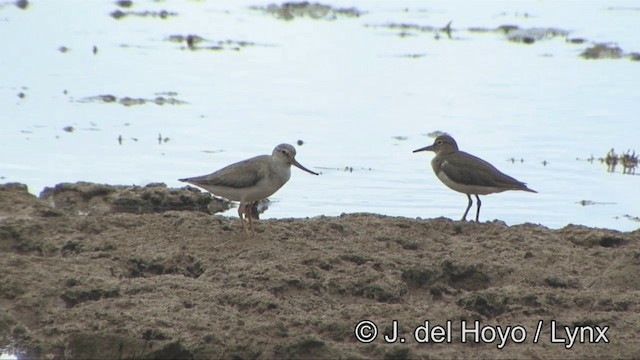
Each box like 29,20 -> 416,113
434,151 -> 536,193
180,154 -> 270,190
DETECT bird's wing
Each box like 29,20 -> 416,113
180,155 -> 269,189
441,151 -> 532,190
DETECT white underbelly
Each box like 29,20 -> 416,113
202,178 -> 285,203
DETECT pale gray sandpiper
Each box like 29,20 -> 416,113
413,134 -> 537,222
179,143 -> 318,232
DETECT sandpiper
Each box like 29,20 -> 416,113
413,134 -> 537,222
179,143 -> 318,232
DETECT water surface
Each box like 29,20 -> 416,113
1,0 -> 639,231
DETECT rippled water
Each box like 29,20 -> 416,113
1,0 -> 639,232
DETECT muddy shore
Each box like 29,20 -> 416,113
0,182 -> 638,359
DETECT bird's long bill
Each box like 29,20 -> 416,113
292,158 -> 319,175
413,145 -> 434,153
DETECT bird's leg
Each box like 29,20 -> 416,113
238,202 -> 247,232
461,194 -> 473,221
474,195 -> 481,223
246,202 -> 255,234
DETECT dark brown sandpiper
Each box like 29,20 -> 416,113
413,135 -> 537,222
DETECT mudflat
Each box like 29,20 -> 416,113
1,182 -> 638,359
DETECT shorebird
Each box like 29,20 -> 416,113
179,143 -> 318,232
413,135 -> 537,222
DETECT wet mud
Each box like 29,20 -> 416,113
1,182 -> 639,359
36,182 -> 231,216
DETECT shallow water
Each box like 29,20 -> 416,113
1,0 -> 639,231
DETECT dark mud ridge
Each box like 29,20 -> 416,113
0,182 -> 639,359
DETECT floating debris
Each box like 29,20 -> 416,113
168,34 -> 204,47
397,31 -> 417,38
110,9 -> 176,20
374,22 -> 569,44
576,155 -> 596,163
607,6 -> 640,11
621,150 -> 638,174
398,53 -> 426,58
566,37 -> 587,44
166,35 -> 256,51
314,166 -> 371,173
156,91 -> 178,97
92,45 -> 98,55
63,126 -> 75,133
120,97 -> 146,106
98,94 -> 117,103
297,140 -> 304,146
368,22 -> 437,34
15,0 -> 28,10
118,135 -> 123,145
467,27 -> 493,33
17,92 -> 25,99
186,35 -> 197,49
541,160 -> 549,166
604,148 -> 618,171
155,96 -> 188,105
392,136 -> 408,141
252,2 -> 362,21
504,27 -> 569,44
621,214 -> 640,223
441,20 -> 452,39
508,158 -> 524,163
577,200 -> 616,206
600,148 -> 638,174
369,22 -> 639,61
579,43 -> 640,61
581,43 -> 624,59
58,46 -> 70,53
425,131 -> 447,138
115,0 -> 133,8
77,93 -> 188,106
156,134 -> 170,144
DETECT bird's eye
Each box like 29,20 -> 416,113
436,140 -> 443,145
281,150 -> 287,154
